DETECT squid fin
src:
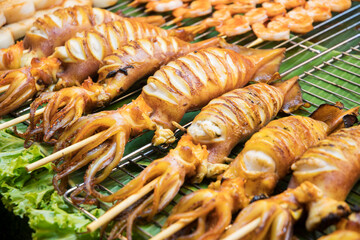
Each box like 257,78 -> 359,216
310,102 -> 359,134
273,76 -> 304,113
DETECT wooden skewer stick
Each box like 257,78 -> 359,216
149,218 -> 195,240
166,17 -> 183,26
221,217 -> 261,240
0,85 -> 9,93
246,38 -> 264,48
87,178 -> 158,232
0,108 -> 45,131
26,131 -> 104,172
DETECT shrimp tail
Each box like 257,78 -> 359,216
309,102 -> 359,134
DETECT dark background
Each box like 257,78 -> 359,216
0,200 -> 32,240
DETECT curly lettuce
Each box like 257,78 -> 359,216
0,128 -> 103,240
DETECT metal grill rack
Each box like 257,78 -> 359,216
37,1 -> 359,239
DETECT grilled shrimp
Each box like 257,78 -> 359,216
216,15 -> 251,37
164,103 -> 358,240
98,78 -> 301,239
273,7 -> 314,34
262,2 -> 286,17
305,1 -> 332,22
252,20 -> 290,41
201,9 -> 233,28
25,37 -> 221,142
168,0 -> 212,25
223,123 -> 360,239
0,19 -> 200,117
245,8 -> 268,25
314,0 -> 352,12
145,0 -> 184,12
50,46 -> 285,196
214,0 -> 256,14
274,0 -> 306,9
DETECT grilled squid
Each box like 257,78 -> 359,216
25,36 -> 221,142
0,6 -> 120,71
318,212 -> 360,240
222,123 -> 360,240
164,103 -> 359,240
50,46 -> 285,196
93,78 -> 303,239
0,18 -> 200,117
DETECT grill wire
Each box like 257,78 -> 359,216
9,1 -> 359,239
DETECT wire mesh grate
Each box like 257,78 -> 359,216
23,1 -> 359,239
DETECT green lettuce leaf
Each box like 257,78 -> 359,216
0,129 -> 101,240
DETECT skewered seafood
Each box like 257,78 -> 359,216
49,46 -> 285,196
318,213 -> 360,240
222,123 -> 360,239
0,19 -> 200,117
167,0 -> 212,25
89,77 -> 303,239
25,37 -> 221,142
0,6 -> 121,70
0,0 -> 95,49
161,103 -> 358,240
145,0 -> 184,13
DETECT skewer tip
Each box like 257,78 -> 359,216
246,38 -> 264,48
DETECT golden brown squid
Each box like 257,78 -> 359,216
0,5 -> 121,71
50,46 -> 285,198
318,212 -> 360,240
94,77 -> 303,239
0,18 -> 200,117
163,103 -> 359,240
25,36 -> 221,142
222,123 -> 360,240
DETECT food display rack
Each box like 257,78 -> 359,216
9,1 -> 360,239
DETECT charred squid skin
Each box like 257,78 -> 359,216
23,6 -> 121,57
25,37 -> 220,143
51,47 -> 284,209
222,125 -> 360,240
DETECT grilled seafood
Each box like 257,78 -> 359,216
262,2 -> 286,17
167,0 -> 212,25
98,77 -> 302,239
305,1 -> 332,22
274,0 -> 306,9
222,123 -> 360,239
252,20 -> 290,41
0,19 -> 200,117
318,213 -> 360,240
145,0 -> 184,12
273,7 -> 314,34
25,37 -> 221,142
50,46 -> 285,196
0,6 -> 120,71
163,103 -> 358,240
216,15 -> 251,37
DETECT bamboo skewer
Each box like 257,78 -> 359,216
25,131 -> 104,172
0,108 -> 45,131
149,218 -> 195,240
0,85 -> 9,93
246,38 -> 264,48
221,217 -> 261,240
87,179 -> 158,232
149,216 -> 260,240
